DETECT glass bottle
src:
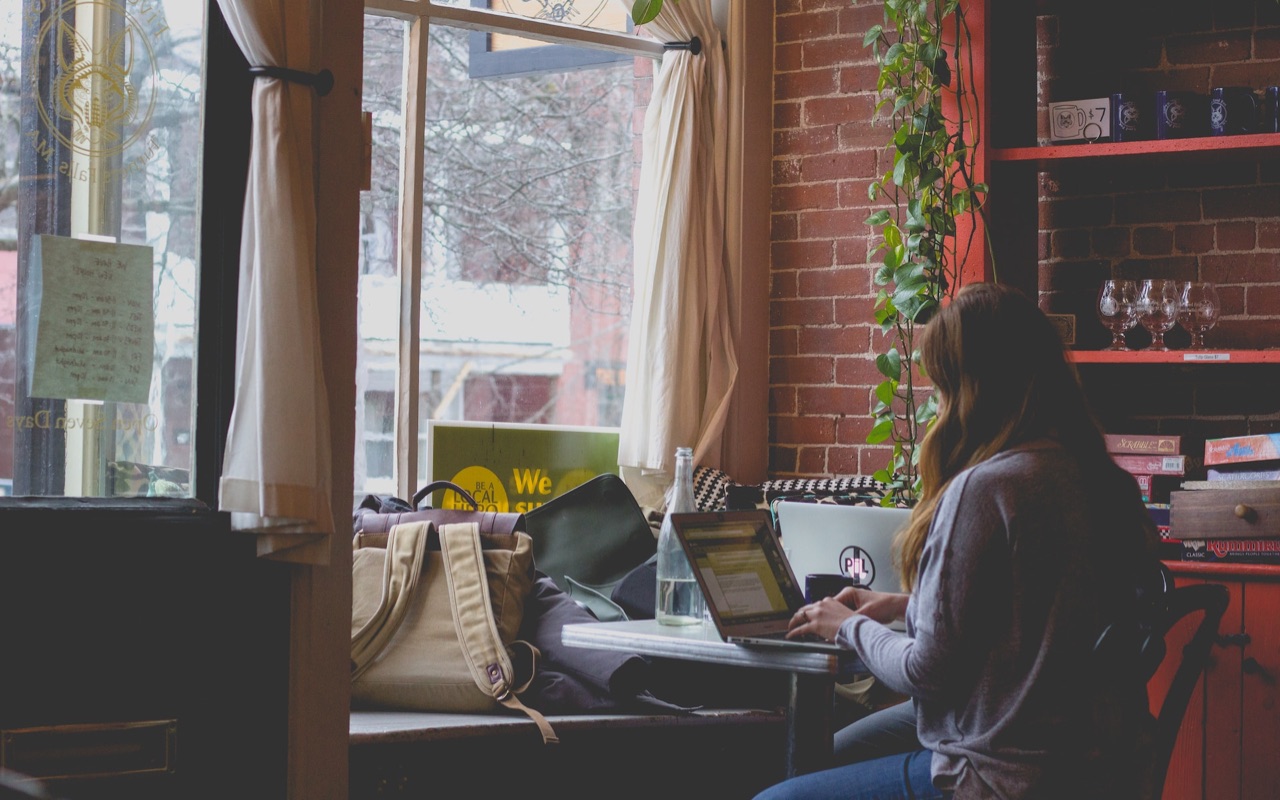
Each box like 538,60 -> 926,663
655,446 -> 705,625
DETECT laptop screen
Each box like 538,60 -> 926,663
671,511 -> 803,628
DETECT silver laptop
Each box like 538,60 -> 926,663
775,501 -> 911,629
668,510 -> 846,654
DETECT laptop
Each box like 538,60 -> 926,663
775,501 -> 911,630
667,509 -> 847,653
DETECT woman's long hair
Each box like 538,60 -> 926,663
895,283 -> 1121,590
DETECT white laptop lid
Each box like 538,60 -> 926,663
776,502 -> 910,597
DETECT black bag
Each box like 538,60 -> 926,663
525,474 -> 657,622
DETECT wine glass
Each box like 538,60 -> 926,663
1096,280 -> 1139,351
1136,279 -> 1180,351
1178,281 -> 1221,350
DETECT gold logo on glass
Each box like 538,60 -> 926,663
31,0 -> 159,160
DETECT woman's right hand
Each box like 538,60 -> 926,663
834,587 -> 909,625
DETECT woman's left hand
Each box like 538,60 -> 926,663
787,596 -> 857,643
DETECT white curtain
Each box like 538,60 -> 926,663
215,0 -> 335,558
617,0 -> 736,509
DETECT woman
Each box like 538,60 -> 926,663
757,283 -> 1161,800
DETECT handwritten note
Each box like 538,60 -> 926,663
29,235 -> 154,404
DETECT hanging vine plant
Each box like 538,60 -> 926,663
861,0 -> 988,506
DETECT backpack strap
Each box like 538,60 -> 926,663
438,522 -> 559,744
350,521 -> 429,680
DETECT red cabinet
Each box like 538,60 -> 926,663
1156,563 -> 1280,800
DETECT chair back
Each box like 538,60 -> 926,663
1094,569 -> 1229,800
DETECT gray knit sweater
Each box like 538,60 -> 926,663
837,440 -> 1155,799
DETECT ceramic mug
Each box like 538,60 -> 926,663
1210,86 -> 1259,136
1155,90 -> 1206,139
1111,92 -> 1149,142
1264,86 -> 1280,134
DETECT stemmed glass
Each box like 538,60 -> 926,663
1136,279 -> 1180,352
1178,281 -> 1221,350
1097,280 -> 1139,351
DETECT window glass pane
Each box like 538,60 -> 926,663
0,0 -> 205,497
419,24 -> 635,428
435,0 -> 630,32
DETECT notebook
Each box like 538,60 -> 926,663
667,509 -> 846,653
775,501 -> 911,631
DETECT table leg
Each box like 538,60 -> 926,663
783,671 -> 834,777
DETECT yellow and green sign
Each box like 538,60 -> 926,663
428,421 -> 620,513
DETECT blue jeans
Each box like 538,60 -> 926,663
753,749 -> 948,800
834,699 -> 921,765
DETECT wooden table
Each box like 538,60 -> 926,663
562,618 -> 844,778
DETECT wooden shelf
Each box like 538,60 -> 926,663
1165,560 -> 1280,579
991,132 -> 1280,167
1069,350 -> 1280,364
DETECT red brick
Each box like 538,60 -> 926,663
1201,252 -> 1280,283
1093,227 -> 1133,258
799,208 -> 865,239
1115,192 -> 1202,225
834,294 -> 880,326
775,41 -> 804,73
1174,224 -> 1215,254
774,100 -> 803,129
839,3 -> 885,37
836,414 -> 876,446
773,240 -> 836,270
768,330 -> 798,358
1204,186 -> 1280,219
773,157 -> 803,185
800,149 -> 878,182
771,270 -> 798,302
776,9 -> 841,44
797,447 -> 828,475
1246,284 -> 1280,316
838,63 -> 882,94
770,387 -> 797,416
1258,28 -> 1280,60
804,94 -> 878,127
1133,227 -> 1173,256
825,446 -> 861,476
773,296 -> 835,326
775,125 -> 840,157
775,0 -> 804,16
834,355 -> 884,387
858,447 -> 893,480
1044,196 -> 1115,228
774,181 -> 840,213
776,68 -> 840,102
797,264 -> 865,297
771,213 -> 799,243
1216,221 -> 1257,251
773,414 -> 837,444
834,236 -> 875,267
797,385 -> 859,415
1166,31 -> 1253,65
771,355 -> 835,385
797,324 -> 859,355
838,178 -> 882,209
1052,228 -> 1091,259
768,445 -> 798,474
1260,220 -> 1280,249
803,37 -> 863,69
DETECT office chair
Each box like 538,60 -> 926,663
1093,566 -> 1229,800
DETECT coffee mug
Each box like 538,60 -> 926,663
1264,86 -> 1280,134
1111,92 -> 1149,142
1210,86 -> 1259,136
1155,90 -> 1206,139
805,573 -> 856,604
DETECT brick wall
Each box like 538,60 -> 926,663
771,0 -> 1280,486
771,0 -> 890,479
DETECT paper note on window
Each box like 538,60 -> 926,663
29,235 -> 154,404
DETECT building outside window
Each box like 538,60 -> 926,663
0,0 -> 207,498
358,0 -> 655,499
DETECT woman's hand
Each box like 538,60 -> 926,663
835,587 -> 909,625
787,588 -> 910,642
787,596 -> 855,642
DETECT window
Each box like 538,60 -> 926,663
0,0 -> 214,499
358,1 -> 662,500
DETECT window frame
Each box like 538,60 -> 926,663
0,0 -> 248,513
364,0 -> 664,501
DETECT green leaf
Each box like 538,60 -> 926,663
867,419 -> 895,445
876,349 -> 902,379
875,380 -> 897,406
863,25 -> 883,47
865,209 -> 892,226
631,0 -> 663,25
